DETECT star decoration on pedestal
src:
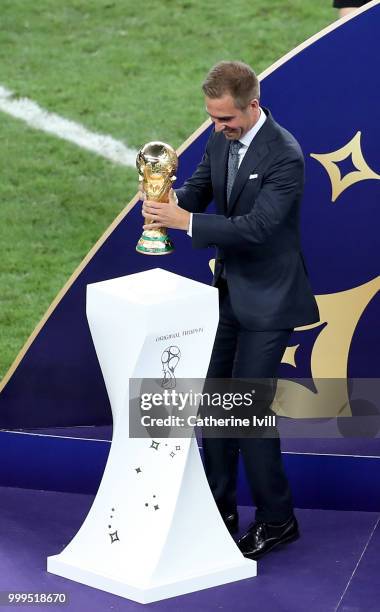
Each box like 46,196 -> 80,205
109,530 -> 120,543
310,131 -> 380,202
135,467 -> 142,474
145,494 -> 160,510
150,440 -> 160,450
170,451 -> 175,458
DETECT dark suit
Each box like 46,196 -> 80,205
176,108 -> 319,522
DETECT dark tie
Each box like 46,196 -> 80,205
226,140 -> 241,203
220,140 -> 241,281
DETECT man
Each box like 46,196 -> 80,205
142,61 -> 319,559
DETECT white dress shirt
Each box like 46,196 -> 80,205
187,108 -> 267,236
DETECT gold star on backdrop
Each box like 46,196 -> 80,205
310,131 -> 380,202
282,344 -> 300,368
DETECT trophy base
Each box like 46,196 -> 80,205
136,232 -> 174,255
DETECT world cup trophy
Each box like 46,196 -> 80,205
136,141 -> 178,255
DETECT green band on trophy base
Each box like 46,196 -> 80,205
136,231 -> 174,255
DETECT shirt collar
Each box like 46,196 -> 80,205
239,108 -> 267,148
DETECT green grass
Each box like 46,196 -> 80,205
0,0 -> 333,379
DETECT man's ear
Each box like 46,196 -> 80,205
249,98 -> 259,111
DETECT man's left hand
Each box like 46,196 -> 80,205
142,189 -> 190,231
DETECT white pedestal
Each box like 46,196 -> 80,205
47,268 -> 256,603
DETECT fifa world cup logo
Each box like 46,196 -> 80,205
161,346 -> 181,390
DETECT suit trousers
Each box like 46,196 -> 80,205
203,280 -> 294,523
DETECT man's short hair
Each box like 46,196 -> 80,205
202,61 -> 260,109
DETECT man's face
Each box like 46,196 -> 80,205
205,94 -> 259,140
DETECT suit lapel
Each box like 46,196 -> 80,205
212,134 -> 229,213
226,110 -> 278,214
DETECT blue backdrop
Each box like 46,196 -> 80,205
1,4 -> 379,437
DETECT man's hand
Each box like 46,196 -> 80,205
141,189 -> 190,231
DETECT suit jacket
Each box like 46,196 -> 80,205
176,108 -> 320,330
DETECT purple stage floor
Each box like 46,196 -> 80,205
1,487 -> 379,611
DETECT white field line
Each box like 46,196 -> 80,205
0,85 -> 137,167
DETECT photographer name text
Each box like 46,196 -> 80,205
140,414 -> 276,428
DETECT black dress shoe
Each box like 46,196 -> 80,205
237,515 -> 299,559
222,511 -> 239,534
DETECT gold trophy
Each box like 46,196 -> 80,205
136,141 -> 178,255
